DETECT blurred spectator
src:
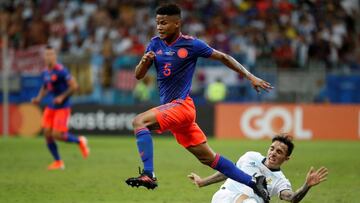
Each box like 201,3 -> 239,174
205,78 -> 227,103
25,11 -> 49,47
293,35 -> 309,68
133,75 -> 155,104
314,79 -> 330,103
308,32 -> 331,68
1,0 -> 359,104
1,0 -> 358,70
191,70 -> 207,104
101,34 -> 113,88
273,35 -> 294,68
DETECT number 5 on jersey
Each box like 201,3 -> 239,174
163,63 -> 171,76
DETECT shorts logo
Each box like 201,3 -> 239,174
177,48 -> 188,58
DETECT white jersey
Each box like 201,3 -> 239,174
218,151 -> 292,203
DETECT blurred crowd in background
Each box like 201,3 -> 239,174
0,0 -> 359,105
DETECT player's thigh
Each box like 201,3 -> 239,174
42,107 -> 54,129
173,122 -> 208,148
152,101 -> 195,132
52,108 -> 71,132
212,189 -> 241,203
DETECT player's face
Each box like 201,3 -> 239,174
44,49 -> 57,68
156,15 -> 180,40
266,141 -> 290,169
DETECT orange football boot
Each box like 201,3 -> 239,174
78,136 -> 90,159
47,160 -> 65,170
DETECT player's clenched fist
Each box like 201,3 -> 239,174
135,51 -> 155,79
141,51 -> 155,64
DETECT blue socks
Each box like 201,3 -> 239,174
46,137 -> 61,161
135,128 -> 154,176
46,132 -> 80,161
62,132 -> 79,143
211,154 -> 254,187
134,129 -> 253,186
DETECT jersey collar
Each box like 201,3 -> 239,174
163,33 -> 182,46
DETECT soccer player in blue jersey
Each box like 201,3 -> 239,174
125,4 -> 272,201
32,46 -> 90,170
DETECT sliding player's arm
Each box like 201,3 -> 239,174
280,167 -> 328,202
188,172 -> 227,188
210,49 -> 273,93
135,51 -> 155,80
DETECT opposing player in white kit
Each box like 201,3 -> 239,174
188,135 -> 328,203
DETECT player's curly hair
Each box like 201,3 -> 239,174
156,3 -> 181,17
272,134 -> 294,156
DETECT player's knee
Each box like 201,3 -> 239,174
132,115 -> 145,129
51,131 -> 63,140
197,156 -> 214,166
200,159 -> 213,166
190,147 -> 217,166
43,129 -> 52,138
44,133 -> 53,142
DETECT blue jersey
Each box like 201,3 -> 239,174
41,64 -> 72,109
146,34 -> 213,104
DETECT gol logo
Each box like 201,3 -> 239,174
0,103 -> 42,137
240,106 -> 312,139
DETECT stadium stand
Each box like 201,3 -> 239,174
0,0 -> 359,104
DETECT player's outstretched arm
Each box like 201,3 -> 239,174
280,167 -> 328,203
135,51 -> 155,80
209,49 -> 273,93
31,86 -> 48,105
187,172 -> 227,188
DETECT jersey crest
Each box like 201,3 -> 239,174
51,74 -> 57,81
177,48 -> 188,58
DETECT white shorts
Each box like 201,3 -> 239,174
211,187 -> 259,203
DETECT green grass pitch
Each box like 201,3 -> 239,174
0,136 -> 359,203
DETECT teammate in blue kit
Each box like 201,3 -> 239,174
125,4 -> 273,201
32,46 -> 90,170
